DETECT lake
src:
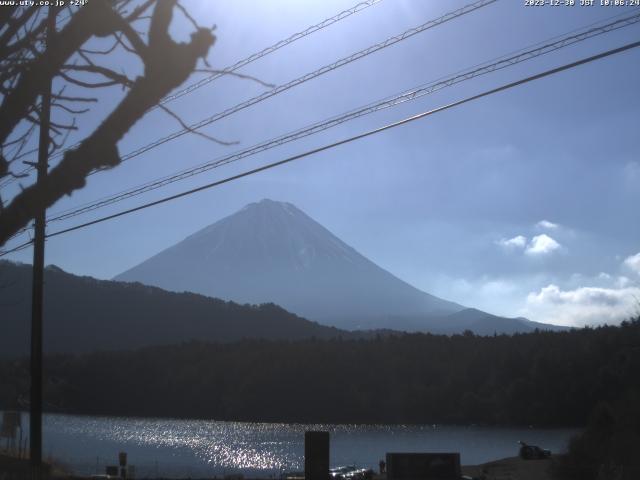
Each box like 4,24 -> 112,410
14,413 -> 577,478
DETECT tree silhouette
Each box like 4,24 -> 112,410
0,0 -> 216,246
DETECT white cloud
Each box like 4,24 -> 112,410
536,220 -> 559,230
449,277 -> 519,298
624,252 -> 640,275
524,284 -> 640,327
569,272 -> 633,290
525,234 -> 561,256
616,276 -> 632,288
432,274 -> 542,320
496,235 -> 527,249
496,233 -> 562,256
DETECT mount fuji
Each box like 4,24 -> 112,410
115,199 -> 555,333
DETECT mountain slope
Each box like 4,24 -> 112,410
0,261 -> 350,356
115,199 -> 465,330
114,199 -> 562,334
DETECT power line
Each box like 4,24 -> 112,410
2,38 -> 637,256
2,0 -> 495,191
0,149 -> 38,188
39,0 -> 501,222
0,0 -> 385,189
112,0 -> 496,167
4,227 -> 30,244
0,238 -> 33,257
43,10 -> 640,225
158,0 -> 384,107
1,0 -> 492,193
32,39 -> 639,243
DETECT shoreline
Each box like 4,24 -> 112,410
461,455 -> 555,480
4,408 -> 584,429
2,453 -> 557,480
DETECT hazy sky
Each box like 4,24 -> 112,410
2,0 -> 639,326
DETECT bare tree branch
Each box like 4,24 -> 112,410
51,94 -> 98,103
50,119 -> 76,155
0,1 -> 123,147
194,68 -> 275,88
158,104 -> 238,146
79,40 -> 120,56
0,7 -> 40,56
58,71 -> 125,89
1,18 -> 47,59
124,0 -> 157,22
60,66 -> 134,88
176,2 -> 201,31
112,31 -> 138,55
0,0 -> 216,245
52,103 -> 91,115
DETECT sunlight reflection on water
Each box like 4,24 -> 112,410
30,413 -> 578,478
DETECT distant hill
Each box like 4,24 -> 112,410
0,260 -> 350,356
115,199 -> 558,333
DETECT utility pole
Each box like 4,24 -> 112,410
30,5 -> 56,471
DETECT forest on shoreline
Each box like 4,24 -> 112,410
1,318 -> 639,427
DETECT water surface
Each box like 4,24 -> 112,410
19,413 -> 577,478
